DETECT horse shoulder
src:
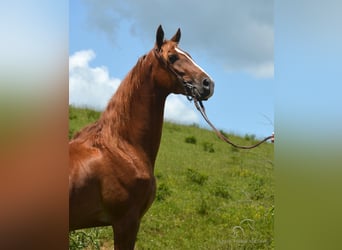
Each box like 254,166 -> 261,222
69,140 -> 103,191
99,142 -> 156,213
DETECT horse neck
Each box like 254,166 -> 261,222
100,52 -> 167,166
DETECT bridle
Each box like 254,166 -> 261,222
153,47 -> 200,101
154,48 -> 274,149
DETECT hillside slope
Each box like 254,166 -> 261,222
69,106 -> 274,249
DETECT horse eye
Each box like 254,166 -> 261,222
168,54 -> 178,64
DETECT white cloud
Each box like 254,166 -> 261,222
81,0 -> 274,78
165,95 -> 199,124
69,50 -> 121,110
69,50 -> 95,69
69,50 -> 199,124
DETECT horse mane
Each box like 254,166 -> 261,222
71,52 -> 153,148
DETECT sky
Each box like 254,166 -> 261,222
69,0 -> 274,138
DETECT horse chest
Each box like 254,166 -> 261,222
101,151 -> 156,211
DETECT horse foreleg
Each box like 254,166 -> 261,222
112,217 -> 140,250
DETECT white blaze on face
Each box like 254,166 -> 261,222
175,47 -> 213,81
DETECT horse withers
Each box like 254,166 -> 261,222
69,25 -> 214,249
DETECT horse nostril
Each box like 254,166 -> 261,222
202,78 -> 210,89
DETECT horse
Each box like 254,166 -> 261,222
69,25 -> 214,249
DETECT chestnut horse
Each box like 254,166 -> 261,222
69,25 -> 214,249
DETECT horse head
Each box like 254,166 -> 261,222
153,25 -> 214,101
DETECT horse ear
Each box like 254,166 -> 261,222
171,28 -> 181,43
156,25 -> 164,51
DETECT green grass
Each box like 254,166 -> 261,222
69,106 -> 274,249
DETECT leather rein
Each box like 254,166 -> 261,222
183,80 -> 274,149
193,98 -> 274,149
154,48 -> 274,149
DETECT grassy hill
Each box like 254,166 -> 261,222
69,106 -> 274,249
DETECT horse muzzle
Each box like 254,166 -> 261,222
184,77 -> 214,101
200,78 -> 215,100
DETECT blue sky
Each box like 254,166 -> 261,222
69,0 -> 274,138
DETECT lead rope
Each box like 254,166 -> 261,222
193,98 -> 274,149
